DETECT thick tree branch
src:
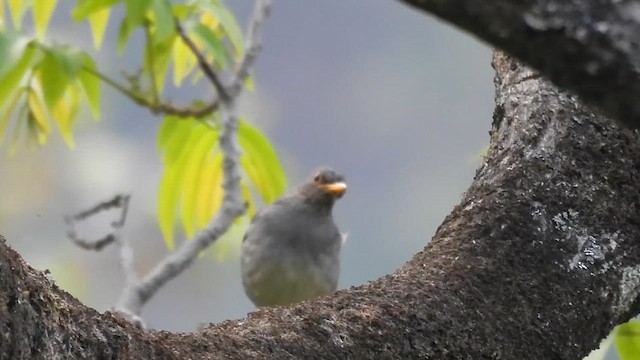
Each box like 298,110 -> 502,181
6,0 -> 640,357
3,51 -> 640,358
399,0 -> 640,129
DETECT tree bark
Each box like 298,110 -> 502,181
398,0 -> 640,129
2,51 -> 638,359
5,2 -> 640,358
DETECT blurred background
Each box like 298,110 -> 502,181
0,1 -> 493,332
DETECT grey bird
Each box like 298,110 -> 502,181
241,168 -> 347,307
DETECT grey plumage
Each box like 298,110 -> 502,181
241,168 -> 346,307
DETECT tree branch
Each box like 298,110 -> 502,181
175,19 -> 230,102
64,194 -> 129,251
227,0 -> 271,99
399,0 -> 640,129
114,0 -> 271,317
81,64 -> 220,118
6,49 -> 639,358
6,0 -> 640,358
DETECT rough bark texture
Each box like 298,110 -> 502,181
2,52 -> 640,358
399,0 -> 640,129
4,0 -> 640,357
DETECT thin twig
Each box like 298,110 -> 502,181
81,65 -> 220,118
34,35 -> 220,120
115,0 -> 271,316
227,0 -> 272,99
65,194 -> 129,251
175,18 -> 231,102
67,194 -> 125,221
113,196 -> 143,326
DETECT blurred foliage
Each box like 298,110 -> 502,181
0,0 -> 287,251
157,115 -> 286,248
0,31 -> 99,149
614,320 -> 640,360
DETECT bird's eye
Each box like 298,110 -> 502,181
314,174 -> 321,182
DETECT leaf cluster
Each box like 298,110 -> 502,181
0,0 -> 286,249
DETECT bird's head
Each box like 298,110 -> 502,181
299,168 -> 347,211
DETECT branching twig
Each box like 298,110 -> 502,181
227,1 -> 271,99
65,194 -> 130,251
81,65 -> 220,118
175,19 -> 231,102
67,0 -> 271,321
65,194 -> 144,324
113,0 -> 272,317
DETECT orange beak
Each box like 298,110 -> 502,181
321,181 -> 347,196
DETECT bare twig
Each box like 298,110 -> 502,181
81,65 -> 220,118
114,0 -> 272,317
65,194 -> 130,251
65,194 -> 144,324
66,194 -> 126,222
227,1 -> 271,99
175,19 -> 231,102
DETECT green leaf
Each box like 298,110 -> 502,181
158,123 -> 208,247
77,53 -> 100,119
38,46 -> 85,110
615,320 -> 640,360
197,0 -> 243,57
38,52 -> 69,109
180,126 -> 217,238
0,86 -> 26,145
52,83 -> 81,148
27,89 -> 50,144
0,32 -> 31,77
238,119 -> 287,203
192,22 -> 228,68
115,16 -> 132,53
124,0 -> 151,27
196,150 -> 223,228
157,115 -> 229,247
171,34 -> 195,86
171,3 -> 194,20
50,46 -> 85,76
144,35 -> 174,93
33,0 -> 58,40
244,75 -> 254,91
72,0 -> 120,21
7,0 -> 31,31
9,102 -> 27,154
157,115 -> 197,248
157,114 -> 181,148
156,116 -> 286,249
158,115 -> 196,162
0,43 -> 38,108
0,0 -> 5,31
88,7 -> 110,49
158,158 -> 181,249
151,0 -> 173,41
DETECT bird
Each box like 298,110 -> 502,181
241,168 -> 347,307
